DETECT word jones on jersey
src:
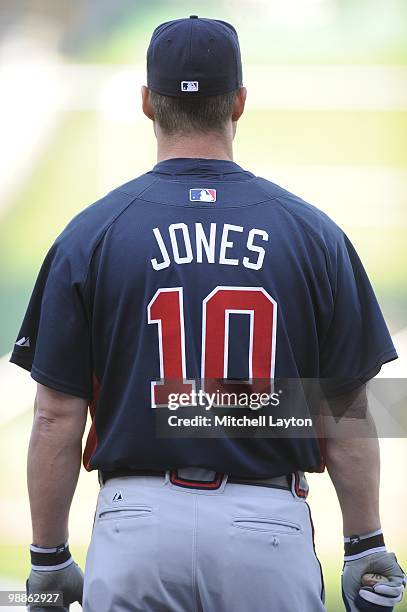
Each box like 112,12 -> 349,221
151,223 -> 269,271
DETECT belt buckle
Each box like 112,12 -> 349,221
169,469 -> 224,490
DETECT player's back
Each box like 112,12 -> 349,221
12,158 -> 395,477
85,157 -> 334,475
90,158 -> 339,386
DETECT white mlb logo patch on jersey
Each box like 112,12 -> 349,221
190,188 -> 217,202
181,81 -> 199,92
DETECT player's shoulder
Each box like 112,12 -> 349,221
255,175 -> 344,248
54,172 -> 157,253
46,172 -> 157,279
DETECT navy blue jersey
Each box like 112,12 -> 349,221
10,158 -> 397,477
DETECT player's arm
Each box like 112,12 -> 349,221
324,384 -> 380,536
325,385 -> 405,611
26,382 -> 86,609
28,382 -> 87,546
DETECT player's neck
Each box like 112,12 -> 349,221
156,129 -> 234,163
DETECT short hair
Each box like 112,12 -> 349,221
149,90 -> 237,135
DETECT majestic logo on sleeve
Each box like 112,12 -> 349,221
15,336 -> 30,347
190,188 -> 217,202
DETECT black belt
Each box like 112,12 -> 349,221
100,469 -> 291,491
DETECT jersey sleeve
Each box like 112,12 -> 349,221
319,231 -> 397,396
9,242 -> 93,399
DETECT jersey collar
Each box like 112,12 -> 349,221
151,157 -> 252,178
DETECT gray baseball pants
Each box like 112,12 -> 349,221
83,470 -> 325,612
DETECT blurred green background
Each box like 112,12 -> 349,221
0,1 -> 406,610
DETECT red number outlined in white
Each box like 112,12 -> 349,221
148,286 -> 277,407
202,286 -> 277,400
147,287 -> 195,408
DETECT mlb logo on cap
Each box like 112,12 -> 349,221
190,188 -> 217,202
181,81 -> 199,92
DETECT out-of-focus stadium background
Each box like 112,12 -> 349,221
0,1 -> 406,610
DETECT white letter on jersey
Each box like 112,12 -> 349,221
243,229 -> 269,270
169,223 -> 193,265
196,223 -> 216,264
151,227 -> 170,270
219,224 -> 243,266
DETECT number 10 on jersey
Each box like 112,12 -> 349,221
147,286 -> 277,408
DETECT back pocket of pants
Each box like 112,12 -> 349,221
98,505 -> 153,522
232,517 -> 301,534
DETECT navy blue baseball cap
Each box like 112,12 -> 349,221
147,16 -> 243,98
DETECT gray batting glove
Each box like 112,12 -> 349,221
342,551 -> 405,611
28,542 -> 83,610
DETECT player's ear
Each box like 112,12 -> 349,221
231,87 -> 247,122
141,86 -> 155,121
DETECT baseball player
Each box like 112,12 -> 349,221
10,15 -> 405,612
